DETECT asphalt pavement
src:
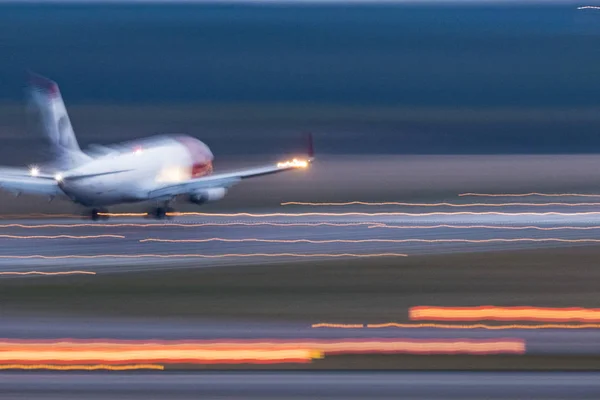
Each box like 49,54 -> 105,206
1,204 -> 600,271
1,372 -> 599,399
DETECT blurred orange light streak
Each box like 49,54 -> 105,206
0,253 -> 407,260
140,237 -> 600,244
0,350 -> 315,364
0,234 -> 124,239
0,338 -> 524,361
0,364 -> 164,371
410,306 -> 600,322
459,192 -> 600,198
281,201 -> 600,207
0,271 -> 95,276
313,322 -> 600,330
98,212 -> 148,217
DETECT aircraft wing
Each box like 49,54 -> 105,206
147,158 -> 312,200
148,133 -> 314,201
0,173 -> 63,197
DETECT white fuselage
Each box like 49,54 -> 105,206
57,135 -> 213,206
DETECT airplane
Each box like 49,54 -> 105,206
0,74 -> 314,220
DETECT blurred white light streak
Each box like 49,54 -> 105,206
0,271 -> 95,276
140,237 -> 600,244
459,192 -> 600,198
281,201 -> 600,207
0,234 -> 124,239
0,253 -> 408,260
170,211 -> 600,217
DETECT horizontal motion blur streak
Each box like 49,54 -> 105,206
0,253 -> 408,260
410,306 -> 600,322
169,211 -> 600,217
369,224 -> 600,231
8,211 -> 600,219
281,201 -> 600,207
0,214 -> 79,219
0,271 -> 95,276
0,234 -> 124,239
5,223 -> 600,231
0,364 -> 163,371
313,323 -> 600,330
140,237 -> 600,244
0,222 -> 383,229
0,339 -> 524,364
459,192 -> 600,198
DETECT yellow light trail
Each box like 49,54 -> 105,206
459,192 -> 600,198
0,234 -> 124,239
0,271 -> 96,276
281,201 -> 600,207
0,349 -> 316,364
312,322 -> 600,330
98,212 -> 149,217
0,364 -> 164,371
0,338 -> 524,359
140,237 -> 600,244
0,253 -> 408,260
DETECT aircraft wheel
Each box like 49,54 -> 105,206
90,208 -> 100,221
149,205 -> 174,220
153,207 -> 167,220
86,208 -> 109,221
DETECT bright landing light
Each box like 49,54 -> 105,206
29,166 -> 39,177
54,173 -> 63,182
277,158 -> 309,169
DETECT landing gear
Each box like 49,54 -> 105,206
148,206 -> 175,220
86,208 -> 110,221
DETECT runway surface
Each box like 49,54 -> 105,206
4,200 -> 600,362
2,372 -> 600,399
2,202 -> 600,271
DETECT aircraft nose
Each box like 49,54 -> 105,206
174,136 -> 213,172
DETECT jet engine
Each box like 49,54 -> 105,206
188,187 -> 227,205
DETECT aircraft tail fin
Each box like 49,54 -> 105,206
26,72 -> 90,169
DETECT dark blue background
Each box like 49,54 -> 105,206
1,3 -> 599,106
1,3 -> 599,154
